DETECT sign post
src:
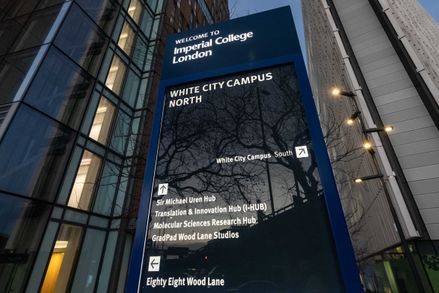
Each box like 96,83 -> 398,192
128,7 -> 362,292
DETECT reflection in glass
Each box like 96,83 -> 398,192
118,22 -> 136,56
122,69 -> 140,107
89,97 -> 115,145
76,0 -> 118,34
68,151 -> 102,211
142,65 -> 345,291
105,55 -> 127,95
41,224 -> 82,293
55,4 -> 107,76
132,36 -> 147,69
0,194 -> 50,292
0,105 -> 74,200
11,6 -> 61,52
70,229 -> 106,292
140,9 -> 154,37
93,162 -> 119,215
0,16 -> 27,56
128,0 -> 143,23
25,47 -> 93,129
1,0 -> 38,19
0,48 -> 37,105
110,111 -> 130,154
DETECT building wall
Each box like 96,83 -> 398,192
303,1 -> 439,290
303,0 -> 400,257
388,0 -> 439,90
332,0 -> 439,239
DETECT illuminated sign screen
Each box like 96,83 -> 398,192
128,7 -> 361,293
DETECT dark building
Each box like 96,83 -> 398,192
0,0 -> 228,292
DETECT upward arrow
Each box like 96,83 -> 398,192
160,185 -> 167,192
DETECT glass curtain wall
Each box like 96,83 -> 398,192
0,0 -> 164,291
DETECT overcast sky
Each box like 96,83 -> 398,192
228,0 -> 439,60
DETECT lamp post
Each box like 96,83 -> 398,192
333,87 -> 426,292
363,126 -> 394,133
354,174 -> 383,183
354,170 -> 425,292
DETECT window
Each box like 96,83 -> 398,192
110,110 -> 130,154
0,48 -> 38,105
0,105 -> 74,201
128,0 -> 143,23
118,22 -> 136,56
0,16 -> 27,56
105,55 -> 127,95
0,104 -> 11,128
76,0 -> 118,34
70,228 -> 106,292
122,69 -> 140,107
93,162 -> 120,215
0,194 -> 51,292
41,224 -> 82,293
140,8 -> 154,37
146,0 -> 158,12
11,5 -> 62,52
132,36 -> 147,68
89,97 -> 116,145
1,0 -> 39,19
55,4 -> 107,76
67,151 -> 102,211
24,47 -> 93,129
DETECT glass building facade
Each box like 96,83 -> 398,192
0,0 -> 228,291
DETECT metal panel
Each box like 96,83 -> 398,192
409,178 -> 439,195
387,116 -> 435,134
419,208 -> 439,224
373,87 -> 418,106
333,0 -> 439,239
403,164 -> 439,181
415,193 -> 439,209
391,126 -> 436,146
369,77 -> 412,95
393,138 -> 439,156
381,105 -> 433,124
426,224 -> 439,239
398,150 -> 439,169
377,95 -> 423,114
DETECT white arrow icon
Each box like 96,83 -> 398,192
158,183 -> 168,195
148,256 -> 161,272
295,146 -> 309,158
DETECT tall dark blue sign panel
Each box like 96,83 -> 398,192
128,7 -> 362,293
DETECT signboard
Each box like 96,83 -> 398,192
128,7 -> 362,293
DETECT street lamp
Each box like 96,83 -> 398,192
330,86 -> 426,291
352,172 -> 424,290
346,111 -> 361,125
363,126 -> 394,133
331,87 -> 356,98
354,174 -> 384,183
362,141 -> 372,150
